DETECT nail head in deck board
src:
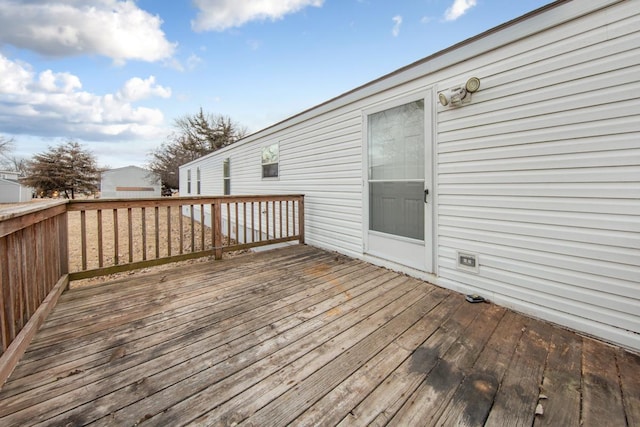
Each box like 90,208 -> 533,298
581,338 -> 627,427
533,327 -> 582,427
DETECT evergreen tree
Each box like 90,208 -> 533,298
22,141 -> 102,199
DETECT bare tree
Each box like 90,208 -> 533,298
22,140 -> 103,199
148,109 -> 247,190
0,135 -> 14,164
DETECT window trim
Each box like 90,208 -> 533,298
196,167 -> 201,195
223,158 -> 231,195
261,143 -> 279,179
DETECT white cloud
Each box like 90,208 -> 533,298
187,54 -> 204,70
0,0 -> 176,64
0,54 -> 170,141
392,15 -> 402,37
444,0 -> 477,21
191,0 -> 324,32
117,76 -> 171,102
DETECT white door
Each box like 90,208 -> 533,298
365,93 -> 433,272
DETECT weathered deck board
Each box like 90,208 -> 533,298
581,338 -> 627,427
0,245 -> 637,426
484,319 -> 553,426
534,327 -> 582,427
388,303 -> 506,426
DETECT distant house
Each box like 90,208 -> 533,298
180,0 -> 640,352
0,170 -> 32,203
100,166 -> 161,199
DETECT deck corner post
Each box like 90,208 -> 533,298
213,200 -> 223,260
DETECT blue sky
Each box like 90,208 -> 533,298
0,0 -> 554,168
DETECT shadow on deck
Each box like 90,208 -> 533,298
0,245 -> 638,426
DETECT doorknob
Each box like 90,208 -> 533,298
424,189 -> 429,203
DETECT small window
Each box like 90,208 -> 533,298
187,169 -> 192,194
262,143 -> 279,178
223,158 -> 231,195
196,167 -> 201,195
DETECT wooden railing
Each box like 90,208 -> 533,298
0,201 -> 69,381
67,195 -> 304,280
0,194 -> 304,384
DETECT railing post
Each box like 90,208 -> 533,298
213,200 -> 223,260
298,196 -> 305,245
59,207 -> 69,275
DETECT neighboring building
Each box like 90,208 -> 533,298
100,166 -> 161,199
180,0 -> 640,351
0,170 -> 32,203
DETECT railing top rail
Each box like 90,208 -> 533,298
0,200 -> 67,222
0,200 -> 68,238
67,195 -> 304,211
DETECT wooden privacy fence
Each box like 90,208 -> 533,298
0,195 -> 304,382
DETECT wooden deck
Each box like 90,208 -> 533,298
0,245 -> 638,426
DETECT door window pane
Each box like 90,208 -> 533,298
368,100 -> 425,240
369,100 -> 424,180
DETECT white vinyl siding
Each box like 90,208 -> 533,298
435,0 -> 640,349
180,0 -> 640,351
0,179 -> 32,203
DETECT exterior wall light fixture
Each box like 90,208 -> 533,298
438,77 -> 481,107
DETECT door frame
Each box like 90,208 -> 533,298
362,89 -> 435,273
